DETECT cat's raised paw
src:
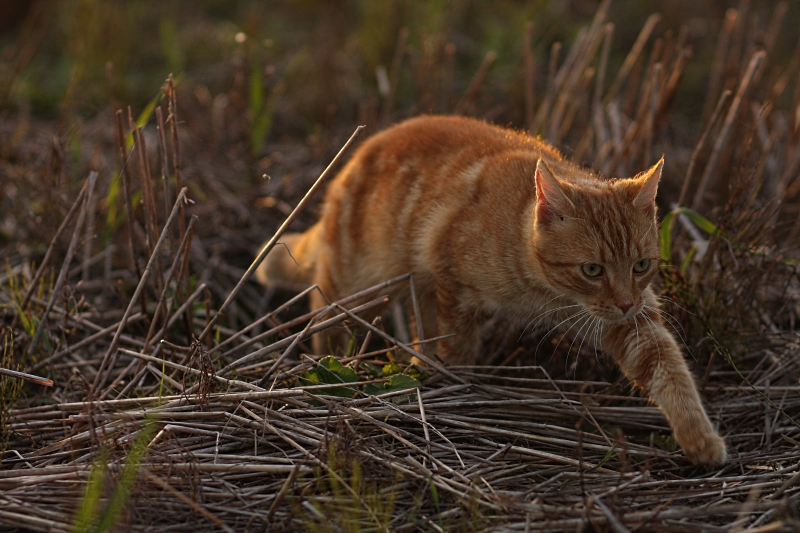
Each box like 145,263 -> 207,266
682,431 -> 727,467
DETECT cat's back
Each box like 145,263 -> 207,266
340,115 -> 560,179
322,115 -> 568,223
315,116 -> 571,288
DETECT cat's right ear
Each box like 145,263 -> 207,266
633,156 -> 663,215
535,159 -> 572,224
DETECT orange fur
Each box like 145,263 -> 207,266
257,115 -> 726,466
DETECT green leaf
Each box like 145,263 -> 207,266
681,208 -> 717,234
299,356 -> 359,398
94,422 -> 158,533
660,207 -> 718,262
384,374 -> 421,392
343,337 -> 357,358
405,364 -> 427,381
365,374 -> 421,404
318,356 -> 359,383
649,433 -> 677,453
41,327 -> 52,356
381,362 -> 403,377
159,18 -> 184,73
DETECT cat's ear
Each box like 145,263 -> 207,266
535,159 -> 573,224
633,156 -> 663,213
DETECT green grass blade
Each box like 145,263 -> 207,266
659,211 -> 676,261
94,421 -> 159,533
71,452 -> 109,533
249,53 -> 264,118
103,172 -> 121,243
125,94 -> 159,151
124,74 -> 184,150
71,421 -> 159,533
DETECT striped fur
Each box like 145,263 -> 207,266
257,115 -> 726,466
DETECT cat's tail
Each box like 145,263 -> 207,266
255,223 -> 321,291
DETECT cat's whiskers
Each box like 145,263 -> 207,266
556,312 -> 592,354
576,315 -> 596,356
571,316 -> 597,378
564,313 -> 594,374
527,294 -> 578,321
648,300 -> 699,359
520,303 -> 582,340
534,308 -> 589,358
640,312 -> 663,365
593,319 -> 604,368
537,293 -> 573,310
655,296 -> 695,316
641,306 -> 695,362
643,304 -> 689,345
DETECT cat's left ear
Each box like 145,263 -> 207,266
633,156 -> 664,213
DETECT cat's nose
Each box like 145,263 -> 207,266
617,301 -> 634,314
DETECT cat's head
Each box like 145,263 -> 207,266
531,158 -> 663,323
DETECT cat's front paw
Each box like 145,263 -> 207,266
679,429 -> 727,466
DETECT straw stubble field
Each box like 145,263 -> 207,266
1,1 -> 800,531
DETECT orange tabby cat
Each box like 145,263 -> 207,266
257,115 -> 727,466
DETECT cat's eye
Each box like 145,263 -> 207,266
581,264 -> 603,278
633,259 -> 651,273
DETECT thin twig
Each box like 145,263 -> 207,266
92,187 -> 188,393
198,125 -> 366,345
692,51 -> 765,210
334,304 -> 467,384
677,90 -> 732,207
454,50 -> 497,115
19,179 -> 89,312
115,109 -> 143,284
0,367 -> 53,387
524,21 -> 535,131
143,215 -> 198,352
28,172 -> 97,354
604,13 -> 661,105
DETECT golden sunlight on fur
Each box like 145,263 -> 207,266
256,115 -> 727,466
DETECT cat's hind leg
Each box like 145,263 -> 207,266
433,283 -> 482,366
407,291 -> 438,356
308,257 -> 352,356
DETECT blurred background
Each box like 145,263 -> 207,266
3,0 -> 800,242
2,1 -> 799,148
